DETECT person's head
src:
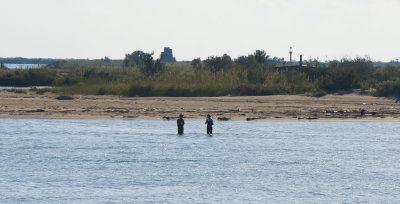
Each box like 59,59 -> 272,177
207,114 -> 211,118
179,113 -> 184,118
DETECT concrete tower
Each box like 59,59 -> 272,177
160,47 -> 176,63
289,47 -> 293,63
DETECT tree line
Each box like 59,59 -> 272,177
0,50 -> 399,98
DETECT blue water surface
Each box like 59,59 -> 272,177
1,118 -> 400,203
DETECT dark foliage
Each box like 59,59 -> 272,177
375,80 -> 400,97
122,50 -> 147,67
0,69 -> 54,86
204,54 -> 232,72
96,88 -> 106,95
139,55 -> 165,76
191,58 -> 202,72
46,60 -> 70,69
129,85 -> 153,97
231,84 -> 275,96
254,50 -> 269,63
1,50 -> 400,98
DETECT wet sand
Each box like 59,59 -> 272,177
1,89 -> 399,120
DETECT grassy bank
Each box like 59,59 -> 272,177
1,57 -> 400,98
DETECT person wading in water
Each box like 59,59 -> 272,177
205,114 -> 214,134
177,113 -> 184,134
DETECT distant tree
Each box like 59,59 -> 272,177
235,52 -> 269,83
140,53 -> 154,75
318,58 -> 375,92
160,53 -> 164,61
267,56 -> 285,64
343,57 -> 374,87
235,56 -> 247,64
307,58 -> 321,67
254,50 -> 269,63
234,55 -> 257,67
327,60 -> 340,68
391,59 -> 400,65
221,54 -> 232,67
46,60 -> 70,69
204,54 -> 232,72
123,50 -> 147,67
191,58 -> 202,72
139,53 -> 164,76
154,58 -> 164,73
204,56 -> 217,72
101,56 -> 111,63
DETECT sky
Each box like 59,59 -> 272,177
0,0 -> 399,62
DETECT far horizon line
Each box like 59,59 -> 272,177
1,55 -> 399,63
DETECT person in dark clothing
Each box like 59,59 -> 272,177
205,114 -> 214,134
177,113 -> 184,134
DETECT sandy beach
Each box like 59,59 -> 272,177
1,89 -> 399,120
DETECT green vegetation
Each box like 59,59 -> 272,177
29,87 -> 52,95
1,50 -> 400,98
6,89 -> 27,94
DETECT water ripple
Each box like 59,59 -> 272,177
1,119 -> 400,203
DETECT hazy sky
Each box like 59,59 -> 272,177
1,0 -> 399,61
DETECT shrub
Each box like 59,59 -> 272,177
375,80 -> 400,97
14,89 -> 27,94
36,89 -> 47,95
129,85 -> 153,97
30,87 -> 50,95
231,84 -> 274,96
46,60 -> 70,68
312,90 -> 327,97
96,88 -> 106,95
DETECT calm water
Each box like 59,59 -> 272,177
1,118 -> 400,203
4,64 -> 45,69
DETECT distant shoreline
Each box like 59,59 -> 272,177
1,116 -> 399,122
1,89 -> 399,121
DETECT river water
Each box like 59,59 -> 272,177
1,118 -> 400,203
4,64 -> 45,69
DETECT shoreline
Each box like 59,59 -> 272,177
1,115 -> 399,122
1,89 -> 399,121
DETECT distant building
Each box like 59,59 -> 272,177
160,47 -> 176,63
273,54 -> 304,71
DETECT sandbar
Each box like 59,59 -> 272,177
1,89 -> 399,121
